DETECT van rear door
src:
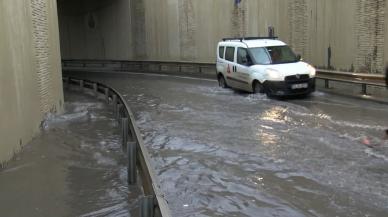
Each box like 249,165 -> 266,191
224,46 -> 239,88
216,45 -> 226,75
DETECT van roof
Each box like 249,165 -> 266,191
218,39 -> 286,48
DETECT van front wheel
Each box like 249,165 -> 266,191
253,81 -> 265,94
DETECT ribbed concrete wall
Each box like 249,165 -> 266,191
59,0 -> 388,73
32,0 -> 56,113
356,0 -> 386,73
0,0 -> 63,165
386,0 -> 388,67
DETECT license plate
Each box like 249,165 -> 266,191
291,83 -> 308,89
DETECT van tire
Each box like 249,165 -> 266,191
253,81 -> 265,94
218,75 -> 228,88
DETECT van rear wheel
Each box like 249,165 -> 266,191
253,81 -> 265,94
218,75 -> 228,88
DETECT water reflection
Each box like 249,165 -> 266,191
259,106 -> 289,124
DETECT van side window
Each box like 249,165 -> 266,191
237,48 -> 252,66
225,47 -> 235,62
219,46 -> 225,59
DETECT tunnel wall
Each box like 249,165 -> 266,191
137,0 -> 387,73
0,0 -> 63,165
58,0 -> 133,60
59,0 -> 388,74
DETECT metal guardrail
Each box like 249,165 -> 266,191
317,69 -> 385,95
63,76 -> 172,217
62,59 -> 387,96
62,59 -> 215,76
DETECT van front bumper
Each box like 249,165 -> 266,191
263,78 -> 315,96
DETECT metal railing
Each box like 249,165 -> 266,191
62,59 -> 387,96
317,69 -> 385,95
62,59 -> 215,76
63,76 -> 172,217
62,60 -> 215,77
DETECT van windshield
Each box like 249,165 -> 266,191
249,46 -> 299,65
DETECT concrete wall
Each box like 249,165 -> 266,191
136,0 -> 388,73
0,0 -> 63,165
58,0 -> 133,60
59,0 -> 388,74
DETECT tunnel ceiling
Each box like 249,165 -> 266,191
57,0 -> 118,16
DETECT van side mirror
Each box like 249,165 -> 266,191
296,54 -> 302,61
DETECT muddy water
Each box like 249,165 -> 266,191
0,89 -> 140,217
66,72 -> 388,217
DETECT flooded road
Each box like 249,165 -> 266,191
71,71 -> 388,216
0,89 -> 140,217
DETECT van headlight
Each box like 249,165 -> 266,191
266,68 -> 282,80
307,64 -> 316,77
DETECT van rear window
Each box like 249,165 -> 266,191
225,47 -> 235,62
219,46 -> 225,59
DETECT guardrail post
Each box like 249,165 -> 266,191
63,77 -> 69,86
128,141 -> 137,185
141,63 -> 145,72
140,196 -> 154,217
116,104 -> 123,120
122,118 -> 129,151
93,83 -> 98,95
128,122 -> 136,142
324,79 -> 329,89
361,83 -> 367,95
104,88 -> 110,102
179,65 -> 182,73
112,94 -> 117,106
80,80 -> 84,90
199,66 -> 202,74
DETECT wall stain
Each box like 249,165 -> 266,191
288,0 -> 309,58
131,0 -> 147,59
179,0 -> 196,60
231,1 -> 247,37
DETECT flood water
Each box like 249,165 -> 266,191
0,89 -> 141,217
65,71 -> 388,217
3,70 -> 387,217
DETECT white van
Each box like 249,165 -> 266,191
216,37 -> 316,96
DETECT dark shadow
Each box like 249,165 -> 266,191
271,93 -> 313,101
